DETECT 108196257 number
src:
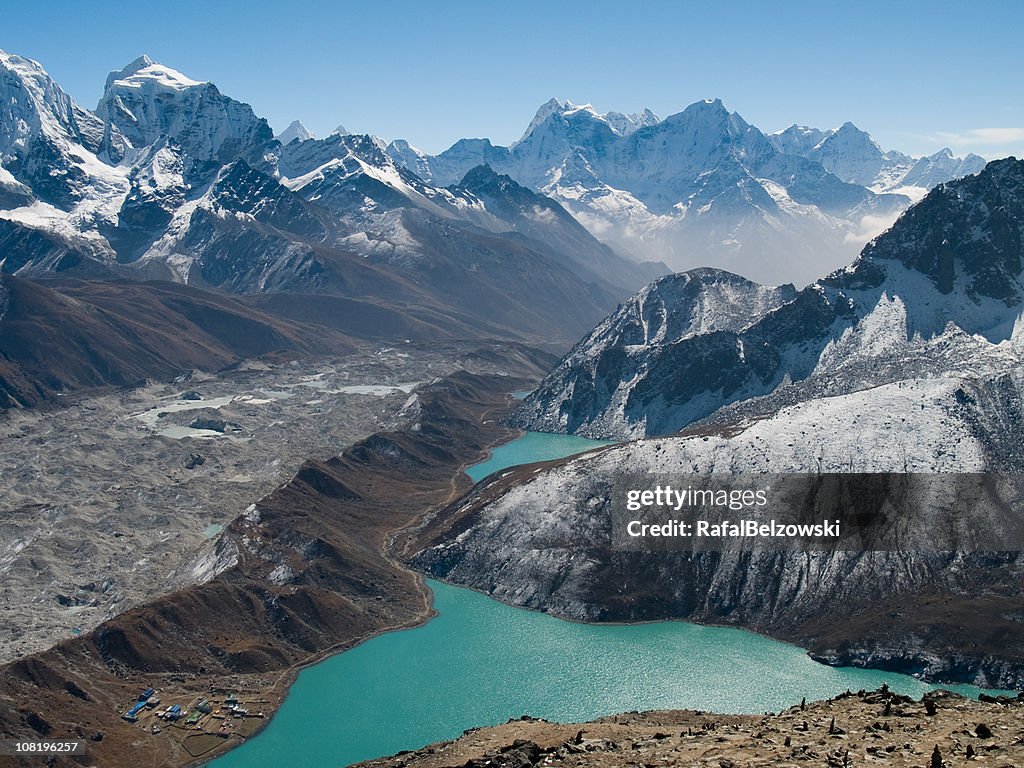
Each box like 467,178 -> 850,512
0,740 -> 86,755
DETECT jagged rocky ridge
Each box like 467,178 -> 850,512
516,158 -> 1024,439
275,119 -> 315,146
411,159 -> 1024,689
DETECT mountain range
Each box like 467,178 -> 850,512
0,49 -> 664,350
767,120 -> 986,195
384,99 -> 984,286
1,47 -> 987,340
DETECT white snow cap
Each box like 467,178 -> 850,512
519,97 -> 660,142
106,55 -> 205,91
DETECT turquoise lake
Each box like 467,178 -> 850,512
209,432 -> 1008,767
465,430 -> 614,482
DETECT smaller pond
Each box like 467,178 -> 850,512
467,431 -> 614,482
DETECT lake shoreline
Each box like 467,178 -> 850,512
207,577 -> 1014,767
6,374 -> 1015,768
189,378 -> 539,766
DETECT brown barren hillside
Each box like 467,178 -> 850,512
0,275 -> 356,408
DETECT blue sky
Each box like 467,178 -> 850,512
3,0 -> 1023,157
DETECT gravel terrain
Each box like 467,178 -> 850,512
0,341 -> 538,663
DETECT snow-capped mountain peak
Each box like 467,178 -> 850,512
822,121 -> 882,151
0,48 -> 129,213
654,98 -> 761,159
0,49 -> 109,156
518,97 -> 570,142
603,107 -> 660,136
517,98 -> 660,145
388,95 -> 917,286
675,97 -> 729,118
563,102 -> 599,117
517,157 -> 1024,438
900,148 -> 987,190
385,138 -> 431,179
275,120 -> 315,145
104,55 -> 205,92
766,120 -> 981,198
803,121 -> 895,187
104,54 -> 152,86
96,55 -> 272,173
769,124 -> 829,156
0,48 -> 669,346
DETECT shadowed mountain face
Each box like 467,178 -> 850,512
0,275 -> 357,408
516,158 -> 1024,439
0,50 -> 665,350
847,158 -> 1024,303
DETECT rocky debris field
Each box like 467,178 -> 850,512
0,341 -> 546,663
358,688 -> 1024,768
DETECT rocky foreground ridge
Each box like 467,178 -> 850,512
358,688 -> 1024,768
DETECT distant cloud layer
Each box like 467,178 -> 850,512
930,128 -> 1024,157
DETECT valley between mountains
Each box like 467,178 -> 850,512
0,43 -> 1022,768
